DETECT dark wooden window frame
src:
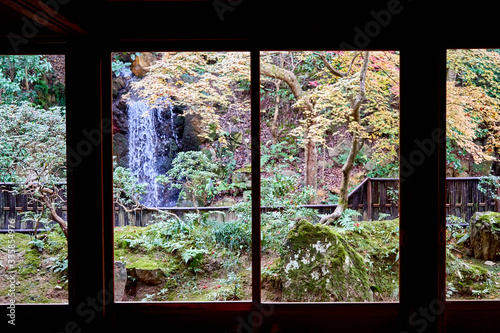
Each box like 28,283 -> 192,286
2,39 -> 499,333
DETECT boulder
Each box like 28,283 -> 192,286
112,132 -> 129,167
364,161 -> 376,171
469,212 -> 500,261
243,190 -> 252,202
280,219 -> 373,302
232,165 -> 252,184
114,261 -> 127,301
281,170 -> 298,178
212,196 -> 237,207
228,129 -> 243,151
112,77 -> 126,98
127,267 -> 165,285
328,138 -> 351,159
472,160 -> 493,176
112,103 -> 128,134
453,160 -> 470,177
130,52 -> 157,78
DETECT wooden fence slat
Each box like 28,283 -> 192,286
450,181 -> 456,219
8,190 -> 16,228
366,179 -> 372,221
1,189 -> 5,229
21,194 -> 29,229
380,181 -> 387,218
351,187 -> 360,221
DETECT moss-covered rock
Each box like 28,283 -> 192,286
470,211 -> 500,260
341,219 -> 400,301
446,250 -> 491,297
280,219 -> 373,302
127,267 -> 165,285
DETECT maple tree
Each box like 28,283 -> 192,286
130,51 -> 400,223
260,51 -> 399,223
446,49 -> 500,171
129,52 -> 250,144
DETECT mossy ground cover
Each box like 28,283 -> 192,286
0,230 -> 68,304
446,218 -> 500,300
2,215 -> 499,303
338,219 -> 400,301
113,223 -> 253,302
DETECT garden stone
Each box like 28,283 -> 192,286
130,52 -> 157,78
232,165 -> 252,184
112,103 -> 128,134
281,170 -> 298,178
364,161 -> 376,171
127,267 -> 165,285
112,132 -> 129,167
484,261 -> 496,266
281,219 -> 373,302
114,261 -> 127,301
112,77 -> 126,98
243,190 -> 252,201
228,129 -> 243,150
469,212 -> 500,261
328,138 -> 352,159
212,197 -> 237,207
473,160 -> 493,176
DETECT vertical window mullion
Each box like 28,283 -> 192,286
251,49 -> 261,304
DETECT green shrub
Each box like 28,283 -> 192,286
206,219 -> 251,252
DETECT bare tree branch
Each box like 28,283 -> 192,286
260,63 -> 303,99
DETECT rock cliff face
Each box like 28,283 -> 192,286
281,219 -> 373,302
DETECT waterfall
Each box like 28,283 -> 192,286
127,95 -> 179,207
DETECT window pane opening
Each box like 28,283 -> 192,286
112,51 -> 252,302
259,51 -> 400,302
0,54 -> 68,304
446,48 -> 500,300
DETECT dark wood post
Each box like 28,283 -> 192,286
366,178 -> 372,221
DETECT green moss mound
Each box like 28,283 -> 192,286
281,219 -> 373,302
341,219 -> 400,301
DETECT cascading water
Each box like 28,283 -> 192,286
127,95 -> 180,207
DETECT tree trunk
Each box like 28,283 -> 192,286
261,61 -> 318,189
45,198 -> 68,239
271,79 -> 281,144
304,137 -> 318,190
271,54 -> 285,144
320,51 -> 370,225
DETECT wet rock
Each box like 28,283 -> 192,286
112,132 -> 129,167
112,103 -> 128,134
112,77 -> 126,98
181,114 -> 203,152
